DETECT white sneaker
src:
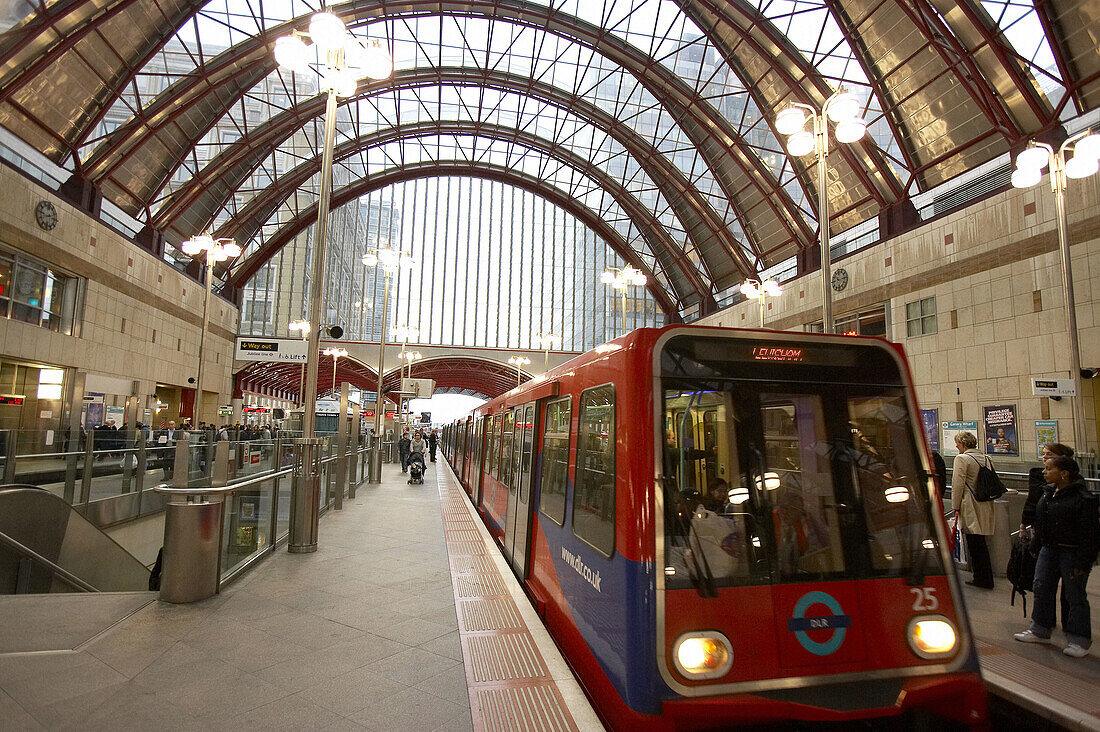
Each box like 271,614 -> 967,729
1013,630 -> 1051,644
1063,644 -> 1090,658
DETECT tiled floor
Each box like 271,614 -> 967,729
1,460 -> 474,731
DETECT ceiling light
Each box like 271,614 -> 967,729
827,91 -> 861,123
786,130 -> 815,157
775,107 -> 808,136
834,118 -> 866,144
1011,165 -> 1042,189
1016,145 -> 1049,171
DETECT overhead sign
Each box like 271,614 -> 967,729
1032,378 -> 1075,397
0,395 -> 26,405
235,338 -> 308,363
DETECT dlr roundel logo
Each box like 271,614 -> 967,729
786,591 -> 852,656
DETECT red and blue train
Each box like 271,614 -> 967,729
443,325 -> 986,729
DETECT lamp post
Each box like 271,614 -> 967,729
288,319 -> 311,409
775,90 -> 867,333
399,350 -> 422,427
739,278 -> 783,327
275,12 -> 391,446
508,356 -> 531,388
600,265 -> 648,334
533,332 -> 561,370
1011,128 -> 1100,455
363,247 -> 416,444
181,234 -> 241,428
391,325 -> 418,432
322,347 -> 348,399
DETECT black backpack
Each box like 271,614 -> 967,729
967,454 -> 1006,502
1006,538 -> 1036,615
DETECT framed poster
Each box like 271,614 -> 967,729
983,405 -> 1018,456
920,409 -> 939,452
942,421 -> 978,456
1035,421 -> 1059,460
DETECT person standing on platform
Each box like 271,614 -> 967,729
398,429 -> 411,473
950,431 -> 996,589
1022,443 -> 1075,536
428,429 -> 438,462
1015,456 -> 1099,657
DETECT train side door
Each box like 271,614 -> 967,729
503,406 -> 522,562
473,416 -> 488,505
505,403 -> 537,578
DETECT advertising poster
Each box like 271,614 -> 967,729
983,404 -> 1018,455
920,409 -> 939,452
941,421 -> 978,456
84,393 -> 104,428
105,405 -> 126,426
1035,421 -> 1059,460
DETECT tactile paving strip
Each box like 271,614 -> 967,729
435,461 -> 579,732
475,685 -> 575,732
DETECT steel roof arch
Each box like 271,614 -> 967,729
155,66 -> 735,300
75,0 -> 813,281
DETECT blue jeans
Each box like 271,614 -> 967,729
1029,546 -> 1092,648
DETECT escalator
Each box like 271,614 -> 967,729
0,485 -> 150,593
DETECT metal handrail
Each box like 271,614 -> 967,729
0,530 -> 99,592
151,446 -> 364,497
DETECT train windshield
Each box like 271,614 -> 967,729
660,335 -> 943,591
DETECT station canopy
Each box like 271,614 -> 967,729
0,0 -> 1095,320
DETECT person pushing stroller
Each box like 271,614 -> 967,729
407,431 -> 427,484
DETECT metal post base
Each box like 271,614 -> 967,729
368,447 -> 382,484
160,499 -> 223,603
288,439 -> 321,553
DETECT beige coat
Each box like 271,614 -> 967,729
950,449 -> 996,535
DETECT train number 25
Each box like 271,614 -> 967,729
910,587 -> 938,611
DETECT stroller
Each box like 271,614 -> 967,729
407,452 -> 426,484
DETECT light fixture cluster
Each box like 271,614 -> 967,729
390,325 -> 419,343
739,278 -> 782,300
1011,132 -> 1100,188
363,247 -> 416,273
776,90 -> 866,157
533,332 -> 562,350
288,319 -> 311,337
508,356 -> 532,368
323,347 -> 349,359
600,265 -> 648,290
275,12 -> 392,97
181,234 -> 241,261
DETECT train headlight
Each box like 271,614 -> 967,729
907,616 -> 958,659
672,631 -> 733,680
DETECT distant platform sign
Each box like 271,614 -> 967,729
235,338 -> 308,362
1032,378 -> 1075,397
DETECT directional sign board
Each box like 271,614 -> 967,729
235,337 -> 308,363
1032,378 -> 1076,397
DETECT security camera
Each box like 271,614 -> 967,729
1082,368 -> 1099,379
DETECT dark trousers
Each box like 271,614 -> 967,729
966,533 -> 994,588
400,452 -> 410,471
1030,546 -> 1092,647
429,446 -> 437,462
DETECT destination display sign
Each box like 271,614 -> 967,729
234,338 -> 309,363
1032,378 -> 1075,397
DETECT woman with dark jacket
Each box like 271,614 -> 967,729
1014,456 -> 1099,657
1021,443 -> 1075,533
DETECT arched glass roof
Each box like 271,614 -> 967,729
0,0 -> 1093,325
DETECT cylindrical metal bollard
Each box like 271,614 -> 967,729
289,438 -> 322,553
368,444 -> 382,484
990,497 -> 1012,577
160,498 -> 224,603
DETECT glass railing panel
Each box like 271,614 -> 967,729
275,473 -> 291,541
221,477 -> 275,578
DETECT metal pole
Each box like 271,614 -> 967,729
298,350 -> 305,409
374,272 -> 390,441
759,295 -> 766,328
303,83 -> 339,444
1052,153 -> 1088,455
194,253 -> 213,426
817,113 -> 832,334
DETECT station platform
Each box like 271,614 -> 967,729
2,457 -> 1099,731
0,459 -> 600,731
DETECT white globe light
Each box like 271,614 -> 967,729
834,118 -> 866,144
775,106 -> 808,136
786,130 -> 815,157
334,69 -> 358,98
1065,153 -> 1099,179
181,238 -> 202,255
762,279 -> 783,297
600,270 -> 616,284
634,273 -> 647,286
1011,165 -> 1042,189
308,12 -> 346,54
362,252 -> 378,266
826,91 -> 861,123
740,281 -> 760,299
274,35 -> 310,73
361,40 -> 393,81
1016,145 -> 1049,171
1074,133 -> 1100,162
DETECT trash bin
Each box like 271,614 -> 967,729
160,497 -> 224,603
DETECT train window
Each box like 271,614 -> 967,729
573,385 -> 615,557
538,397 -> 571,525
489,413 -> 503,478
501,409 -> 516,488
660,334 -> 944,593
519,405 -> 534,502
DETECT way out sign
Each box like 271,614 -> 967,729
1032,378 -> 1075,397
